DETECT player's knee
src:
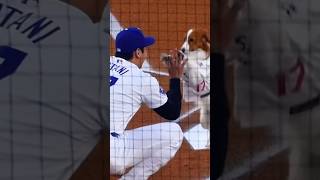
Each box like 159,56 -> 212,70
158,122 -> 183,148
168,122 -> 184,147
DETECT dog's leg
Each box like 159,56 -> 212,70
199,101 -> 210,130
199,96 -> 210,148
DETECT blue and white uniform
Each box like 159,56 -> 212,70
109,56 -> 183,180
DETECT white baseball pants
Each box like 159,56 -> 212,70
110,122 -> 183,180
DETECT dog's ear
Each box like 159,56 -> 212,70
201,32 -> 210,51
201,32 -> 210,44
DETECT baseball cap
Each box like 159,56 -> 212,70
115,27 -> 155,53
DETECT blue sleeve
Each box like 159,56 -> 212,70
153,78 -> 182,120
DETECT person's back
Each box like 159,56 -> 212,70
110,56 -> 168,133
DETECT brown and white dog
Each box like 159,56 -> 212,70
181,29 -> 236,148
181,29 -> 211,147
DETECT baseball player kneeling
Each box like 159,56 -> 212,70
110,27 -> 186,180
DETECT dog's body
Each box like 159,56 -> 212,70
181,29 -> 237,148
181,29 -> 211,146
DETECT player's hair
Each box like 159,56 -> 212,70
115,52 -> 133,60
115,48 -> 144,61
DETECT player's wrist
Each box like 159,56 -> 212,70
170,77 -> 180,81
169,75 -> 179,78
168,73 -> 180,79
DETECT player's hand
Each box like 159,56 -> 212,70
164,49 -> 187,79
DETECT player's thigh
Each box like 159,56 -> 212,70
124,122 -> 183,156
110,123 -> 184,173
128,122 -> 182,142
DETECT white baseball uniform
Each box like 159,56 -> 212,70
109,56 -> 183,180
228,0 -> 320,179
0,0 -> 107,179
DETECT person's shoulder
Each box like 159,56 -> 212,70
141,72 -> 159,85
137,66 -> 155,78
129,69 -> 152,82
140,70 -> 152,77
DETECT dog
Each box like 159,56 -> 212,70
179,28 -> 237,148
180,28 -> 211,147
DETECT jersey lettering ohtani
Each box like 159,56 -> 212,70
110,56 -> 168,133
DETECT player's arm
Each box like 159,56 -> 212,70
153,49 -> 186,120
142,76 -> 181,120
153,78 -> 182,120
